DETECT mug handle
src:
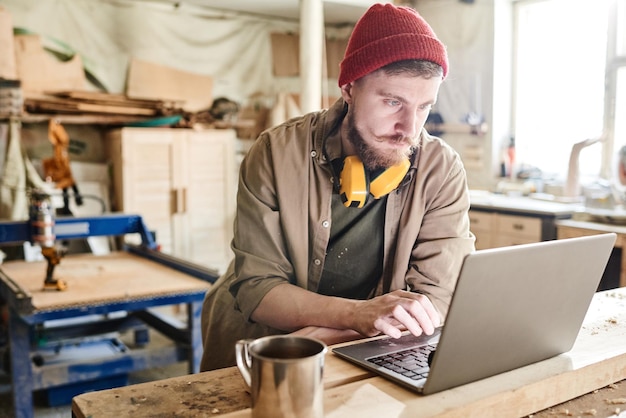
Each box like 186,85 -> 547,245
235,339 -> 254,388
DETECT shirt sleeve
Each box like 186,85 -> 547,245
404,147 -> 476,319
227,133 -> 295,322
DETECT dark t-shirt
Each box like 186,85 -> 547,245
317,192 -> 386,299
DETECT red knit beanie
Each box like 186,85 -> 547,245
338,3 -> 448,86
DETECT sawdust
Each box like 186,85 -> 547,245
528,381 -> 626,417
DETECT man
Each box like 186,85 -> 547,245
200,3 -> 475,371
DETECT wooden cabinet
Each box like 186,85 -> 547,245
469,210 -> 545,250
106,127 -> 237,273
492,213 -> 542,247
468,210 -> 495,250
556,219 -> 624,289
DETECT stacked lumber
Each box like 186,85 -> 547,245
24,90 -> 184,117
1,8 -> 211,125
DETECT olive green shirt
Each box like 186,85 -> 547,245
317,192 -> 386,299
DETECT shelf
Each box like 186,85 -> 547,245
0,113 -> 161,125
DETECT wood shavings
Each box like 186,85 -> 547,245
607,317 -> 619,325
130,395 -> 148,405
582,409 -> 597,416
606,398 -> 626,404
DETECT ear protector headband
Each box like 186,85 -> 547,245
339,155 -> 410,208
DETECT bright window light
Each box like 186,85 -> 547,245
513,0 -> 610,182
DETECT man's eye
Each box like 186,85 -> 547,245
385,99 -> 401,107
419,104 -> 433,111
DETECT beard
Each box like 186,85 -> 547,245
345,111 -> 418,171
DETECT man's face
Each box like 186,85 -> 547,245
341,71 -> 442,171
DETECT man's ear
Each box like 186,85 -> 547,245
340,83 -> 353,104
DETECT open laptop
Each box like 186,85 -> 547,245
332,233 -> 616,395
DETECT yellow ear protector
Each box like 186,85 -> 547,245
339,155 -> 410,208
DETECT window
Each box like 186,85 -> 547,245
513,0 -> 624,188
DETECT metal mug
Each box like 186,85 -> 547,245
235,335 -> 327,418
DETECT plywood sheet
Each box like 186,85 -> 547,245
14,34 -> 86,93
270,33 -> 300,77
126,58 -> 213,112
270,33 -> 347,79
0,252 -> 210,311
326,37 -> 348,79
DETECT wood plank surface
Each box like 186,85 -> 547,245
215,290 -> 626,418
72,289 -> 626,418
126,58 -> 214,112
0,252 -> 211,311
72,366 -> 249,417
47,90 -> 181,109
23,94 -> 158,116
10,113 -> 162,125
71,345 -> 372,417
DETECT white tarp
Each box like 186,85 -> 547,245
0,0 -> 494,121
0,0 -> 335,105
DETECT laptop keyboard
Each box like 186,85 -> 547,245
367,343 -> 436,380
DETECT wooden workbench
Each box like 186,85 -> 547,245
73,287 -> 626,418
0,251 -> 211,312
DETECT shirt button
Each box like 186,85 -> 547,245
314,259 -> 321,266
311,150 -> 318,158
322,221 -> 329,228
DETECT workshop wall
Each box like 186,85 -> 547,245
0,0 -> 351,172
0,0 -> 506,192
0,0 -> 350,104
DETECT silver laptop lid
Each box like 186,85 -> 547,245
423,233 -> 616,394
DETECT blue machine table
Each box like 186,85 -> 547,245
0,214 -> 217,418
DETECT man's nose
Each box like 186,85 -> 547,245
396,109 -> 419,138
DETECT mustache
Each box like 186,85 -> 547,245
373,135 -> 415,146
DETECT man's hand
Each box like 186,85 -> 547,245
252,284 -> 440,341
351,289 -> 441,339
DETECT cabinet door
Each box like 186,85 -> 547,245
108,128 -> 181,254
469,210 -> 494,250
493,213 -> 542,247
181,130 -> 236,272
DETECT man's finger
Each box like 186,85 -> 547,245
406,293 -> 441,330
391,304 -> 424,336
373,317 -> 404,339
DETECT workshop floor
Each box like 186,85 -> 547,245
0,330 -> 190,418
